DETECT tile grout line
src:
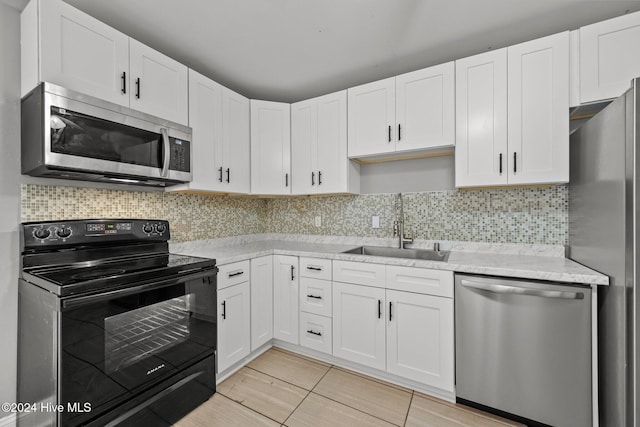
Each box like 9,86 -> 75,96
403,391 -> 414,427
282,360 -> 335,426
215,392 -> 285,426
307,389 -> 405,427
243,364 -> 321,392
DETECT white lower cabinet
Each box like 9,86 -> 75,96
299,312 -> 332,354
273,255 -> 299,344
332,281 -> 386,370
332,262 -> 455,392
251,255 -> 273,351
217,281 -> 251,373
386,289 -> 454,392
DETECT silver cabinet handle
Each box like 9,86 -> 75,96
460,279 -> 584,300
160,128 -> 170,178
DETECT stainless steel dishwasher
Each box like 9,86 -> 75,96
455,274 -> 592,427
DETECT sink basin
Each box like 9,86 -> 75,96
341,246 -> 450,262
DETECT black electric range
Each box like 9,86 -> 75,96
18,219 -> 218,427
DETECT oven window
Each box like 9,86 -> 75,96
60,276 -> 216,427
104,295 -> 193,373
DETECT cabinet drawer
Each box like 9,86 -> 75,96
299,312 -> 332,355
218,260 -> 250,290
333,261 -> 385,288
300,257 -> 332,280
300,277 -> 332,317
386,266 -> 453,298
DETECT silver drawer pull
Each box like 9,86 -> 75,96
306,266 -> 323,271
307,330 -> 322,336
460,279 -> 584,300
307,294 -> 322,299
228,270 -> 244,278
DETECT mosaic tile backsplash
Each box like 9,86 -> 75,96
21,184 -> 568,245
264,186 -> 568,245
21,185 -> 267,242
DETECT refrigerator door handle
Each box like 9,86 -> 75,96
460,279 -> 584,300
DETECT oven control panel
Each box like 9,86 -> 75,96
21,219 -> 170,248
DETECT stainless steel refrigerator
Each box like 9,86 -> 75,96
569,78 -> 639,427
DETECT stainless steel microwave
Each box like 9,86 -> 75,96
21,82 -> 192,187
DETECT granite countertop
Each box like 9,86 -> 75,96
170,235 -> 608,286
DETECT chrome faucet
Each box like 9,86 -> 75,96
393,193 -> 413,249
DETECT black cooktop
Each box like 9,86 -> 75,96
20,219 -> 217,297
23,253 -> 216,297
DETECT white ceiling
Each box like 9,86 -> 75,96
7,0 -> 640,102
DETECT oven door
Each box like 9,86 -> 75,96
43,90 -> 192,183
59,272 -> 216,427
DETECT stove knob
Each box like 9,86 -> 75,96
156,223 -> 167,233
143,224 -> 154,234
34,228 -> 50,239
57,227 -> 72,238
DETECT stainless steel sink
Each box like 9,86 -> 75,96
341,246 -> 450,262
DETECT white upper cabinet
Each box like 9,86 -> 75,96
580,11 -> 640,103
508,32 -> 569,185
22,0 -> 129,106
455,48 -> 508,187
251,100 -> 291,195
223,89 -> 251,193
395,62 -> 455,152
456,32 -> 569,187
292,90 -> 359,195
21,0 -> 188,125
347,63 -> 455,159
177,70 -> 249,193
129,39 -> 188,125
183,70 -> 223,191
348,77 -> 396,157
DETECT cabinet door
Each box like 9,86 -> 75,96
347,77 -> 395,157
386,290 -> 454,391
395,62 -> 455,152
187,69 -> 224,191
508,32 -> 569,185
316,90 -> 349,194
580,11 -> 640,103
38,0 -> 129,106
250,100 -> 291,195
455,49 -> 508,187
332,282 -> 385,370
291,98 -> 318,195
273,255 -> 299,344
217,282 -> 251,373
223,88 -> 251,194
251,256 -> 273,351
129,39 -> 188,125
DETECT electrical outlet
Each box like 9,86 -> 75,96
372,216 -> 380,228
315,216 -> 322,227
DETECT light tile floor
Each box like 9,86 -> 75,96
175,348 -> 524,427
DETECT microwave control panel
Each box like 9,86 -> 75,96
170,138 -> 191,172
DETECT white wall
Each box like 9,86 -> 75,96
0,1 -> 22,414
359,155 -> 455,194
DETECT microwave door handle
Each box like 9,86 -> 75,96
160,128 -> 170,178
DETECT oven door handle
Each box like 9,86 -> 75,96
61,269 -> 216,311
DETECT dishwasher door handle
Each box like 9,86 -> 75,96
460,279 -> 584,300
